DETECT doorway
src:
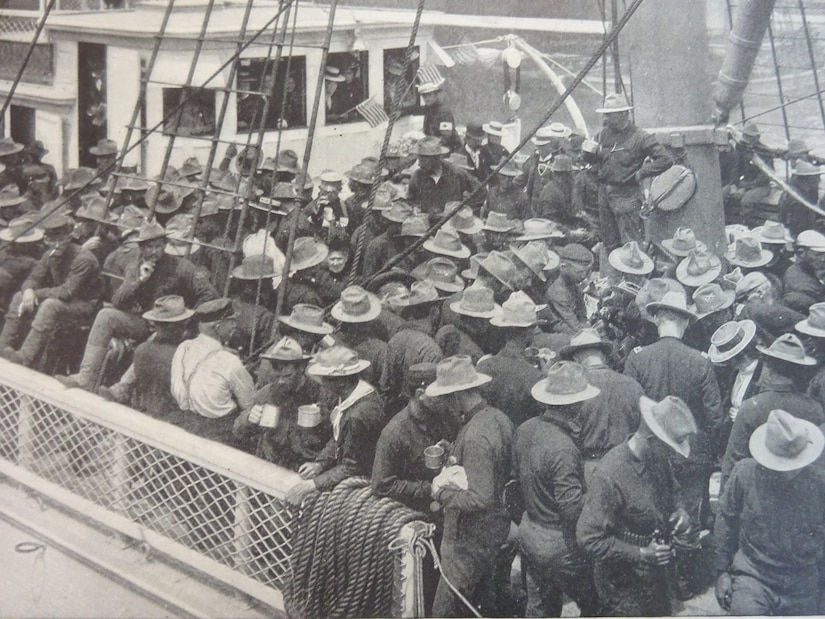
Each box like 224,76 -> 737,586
77,42 -> 107,167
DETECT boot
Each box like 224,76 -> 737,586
17,327 -> 48,368
0,315 -> 21,351
56,344 -> 107,391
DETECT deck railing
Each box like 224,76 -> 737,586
0,359 -> 427,616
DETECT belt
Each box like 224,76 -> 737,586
615,529 -> 655,547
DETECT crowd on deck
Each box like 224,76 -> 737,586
3,66 -> 825,618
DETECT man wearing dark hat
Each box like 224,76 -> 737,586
484,159 -> 530,222
593,93 -> 673,250
21,163 -> 57,211
714,409 -> 825,616
720,334 -> 824,489
233,336 -> 327,470
407,137 -> 482,218
287,345 -> 386,505
59,220 -> 218,391
463,122 -> 509,183
625,291 -> 723,527
577,395 -> 696,616
515,361 -> 601,617
559,328 -> 644,479
24,141 -> 58,197
544,243 -> 593,334
170,298 -> 255,445
425,355 -> 514,617
0,214 -> 102,368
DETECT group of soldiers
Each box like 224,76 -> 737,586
2,70 -> 825,618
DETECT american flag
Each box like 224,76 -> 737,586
355,97 -> 389,128
416,64 -> 444,88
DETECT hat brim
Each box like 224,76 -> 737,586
482,123 -> 503,136
415,145 -> 450,157
515,230 -> 565,241
608,251 -> 654,275
280,315 -> 333,335
481,224 -> 516,233
558,340 -> 613,360
749,419 -> 825,471
708,320 -> 757,364
428,277 -> 465,293
692,290 -> 735,320
232,267 -> 281,280
0,228 -> 43,243
0,196 -> 27,207
725,249 -> 773,268
757,344 -> 817,366
596,105 -> 633,113
0,143 -> 24,156
141,308 -> 195,322
796,319 -> 825,339
330,300 -> 382,323
453,221 -> 483,235
307,359 -> 371,377
531,379 -> 600,405
645,300 -> 697,321
422,239 -> 470,259
752,226 -> 792,245
291,247 -> 329,272
449,300 -> 502,319
89,147 -> 118,156
489,315 -> 537,328
477,263 -> 515,291
675,259 -> 722,287
425,372 -> 491,397
660,239 -> 707,258
639,396 -> 691,458
416,80 -> 445,94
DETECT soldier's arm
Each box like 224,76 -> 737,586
712,460 -> 745,574
638,132 -> 674,179
437,434 -> 497,513
576,472 -> 642,564
371,430 -> 432,504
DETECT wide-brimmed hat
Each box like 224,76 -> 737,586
62,166 -> 103,191
116,204 -> 147,235
758,333 -> 817,366
0,137 -> 24,157
635,277 -> 685,321
735,271 -> 769,300
41,213 -> 74,233
0,217 -> 43,243
531,361 -> 600,405
449,286 -> 501,318
482,120 -> 504,136
401,213 -> 429,237
477,251 -> 517,290
661,227 -> 707,257
414,136 -> 449,157
708,320 -> 757,364
114,175 -> 150,194
676,249 -> 722,287
787,138 -> 809,158
797,229 -> 825,253
423,228 -> 471,259
510,241 -> 552,282
793,160 -> 822,176
425,355 -> 491,397
532,123 -> 571,146
0,185 -> 26,208
141,295 -> 194,322
639,395 -> 697,458
273,149 -> 300,174
89,138 -> 118,156
749,409 -> 825,471
280,304 -> 333,335
725,235 -> 773,268
146,185 -> 183,215
324,65 -> 346,82
346,160 -> 378,185
596,93 -> 633,113
609,241 -> 654,275
445,203 -> 482,235
646,290 -> 697,321
290,237 -> 329,271
481,211 -> 516,233
331,286 -> 381,323
402,280 -> 442,306
515,218 -> 564,241
194,298 -> 235,323
308,345 -> 370,377
179,157 -> 203,178
497,159 -> 523,177
232,254 -> 281,280
261,336 -> 311,362
465,123 -> 485,140
753,220 -> 792,245
461,252 -> 488,280
382,200 -> 414,223
412,257 -> 465,293
559,327 -> 613,360
490,290 -> 539,328
135,220 -> 166,243
75,196 -> 118,224
796,302 -> 825,338
550,154 -> 574,173
691,283 -> 735,319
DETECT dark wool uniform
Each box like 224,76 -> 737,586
380,327 -> 443,412
434,324 -> 484,364
433,403 -> 514,617
595,123 -> 673,250
782,262 -> 825,314
577,440 -> 681,616
476,347 -> 543,427
423,99 -> 462,152
465,142 -> 509,183
739,299 -> 805,342
534,173 -> 577,227
779,180 -> 818,237
362,230 -> 404,278
572,166 -> 601,225
283,276 -> 322,315
132,334 -> 184,422
484,183 -> 531,221
515,413 -> 599,617
334,329 -> 387,389
715,458 -> 825,615
720,386 -> 824,488
544,274 -> 588,334
0,252 -> 38,314
408,162 -> 481,217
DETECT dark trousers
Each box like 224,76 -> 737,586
730,551 -> 819,616
594,559 -> 671,617
598,184 -> 644,251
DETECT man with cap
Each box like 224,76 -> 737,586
425,355 -> 514,616
577,395 -> 697,616
0,214 -> 102,368
0,217 -> 44,319
233,336 -> 327,470
559,328 -> 644,480
779,160 -> 822,236
624,291 -> 724,526
59,220 -> 218,391
720,333 -> 824,489
783,229 -> 825,313
476,290 -> 543,427
516,361 -> 600,617
418,67 -> 461,152
331,286 -> 387,388
21,163 -> 57,211
407,137 -> 482,218
287,345 -> 386,504
524,123 -> 571,207
714,409 -> 825,615
593,93 -> 673,250
544,243 -> 594,334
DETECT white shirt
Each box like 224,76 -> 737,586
171,333 -> 255,418
729,359 -> 758,420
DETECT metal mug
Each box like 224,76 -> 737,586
297,404 -> 322,428
424,444 -> 446,470
259,404 -> 280,429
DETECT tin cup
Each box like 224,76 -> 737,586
424,444 -> 446,470
297,404 -> 322,428
259,404 -> 280,429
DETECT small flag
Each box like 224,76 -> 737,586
451,36 -> 479,65
416,64 -> 445,89
355,97 -> 389,128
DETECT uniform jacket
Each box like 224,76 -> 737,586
408,161 -> 481,216
782,262 -> 825,314
477,346 -> 543,427
544,274 -> 588,334
579,364 -> 644,460
24,243 -> 102,303
595,123 -> 673,187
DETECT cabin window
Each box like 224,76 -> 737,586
236,56 -> 307,132
162,87 -> 216,137
383,47 -> 419,114
325,51 -> 368,125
